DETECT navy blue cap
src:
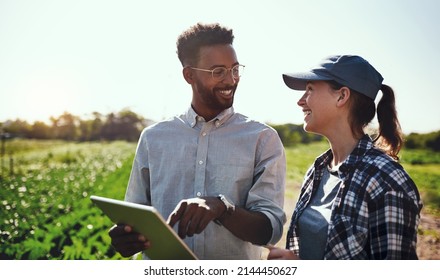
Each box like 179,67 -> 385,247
283,55 -> 383,100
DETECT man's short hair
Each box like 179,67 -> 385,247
176,22 -> 234,67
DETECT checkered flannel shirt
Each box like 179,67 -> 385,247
286,135 -> 423,259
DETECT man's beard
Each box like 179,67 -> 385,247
196,80 -> 237,111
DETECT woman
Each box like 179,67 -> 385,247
269,55 -> 423,259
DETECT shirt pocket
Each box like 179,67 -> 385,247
328,214 -> 369,258
209,163 -> 254,205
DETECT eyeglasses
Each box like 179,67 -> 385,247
190,64 -> 245,81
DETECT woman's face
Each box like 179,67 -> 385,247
297,81 -> 340,136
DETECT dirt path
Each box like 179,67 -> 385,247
417,210 -> 440,260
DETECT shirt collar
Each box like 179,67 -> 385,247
184,106 -> 235,128
315,134 -> 374,174
344,134 -> 374,168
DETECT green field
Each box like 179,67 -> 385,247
0,140 -> 136,259
0,139 -> 438,259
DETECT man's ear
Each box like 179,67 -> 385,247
183,67 -> 193,84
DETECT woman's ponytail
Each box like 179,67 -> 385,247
374,84 -> 403,160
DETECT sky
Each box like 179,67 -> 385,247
0,0 -> 439,134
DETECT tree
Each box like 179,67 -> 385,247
30,121 -> 52,139
3,119 -> 31,137
51,112 -> 79,141
78,119 -> 93,141
270,123 -> 323,146
404,131 -> 440,151
101,109 -> 146,141
426,131 -> 440,151
90,112 -> 104,141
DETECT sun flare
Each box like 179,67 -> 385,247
20,72 -> 81,123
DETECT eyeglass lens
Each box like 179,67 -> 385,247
213,65 -> 243,80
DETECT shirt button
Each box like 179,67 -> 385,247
198,160 -> 204,165
202,132 -> 207,136
196,192 -> 202,197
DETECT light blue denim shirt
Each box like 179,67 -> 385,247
125,106 -> 286,259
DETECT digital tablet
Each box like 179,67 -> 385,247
90,195 -> 198,260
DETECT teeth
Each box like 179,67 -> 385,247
219,89 -> 232,95
304,110 -> 311,116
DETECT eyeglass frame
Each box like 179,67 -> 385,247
188,64 -> 245,81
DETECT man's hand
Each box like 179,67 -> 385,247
167,197 -> 226,239
108,224 -> 150,258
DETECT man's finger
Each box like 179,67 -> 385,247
185,209 -> 204,237
177,204 -> 198,238
167,201 -> 187,227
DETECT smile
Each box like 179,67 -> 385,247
217,89 -> 233,96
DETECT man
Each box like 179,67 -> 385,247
109,22 -> 286,260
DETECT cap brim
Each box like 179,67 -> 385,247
283,72 -> 333,91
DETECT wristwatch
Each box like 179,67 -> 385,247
218,194 -> 235,214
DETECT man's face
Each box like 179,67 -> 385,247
189,44 -> 239,120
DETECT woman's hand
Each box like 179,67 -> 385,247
266,245 -> 299,260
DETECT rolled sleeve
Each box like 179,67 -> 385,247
247,128 -> 287,245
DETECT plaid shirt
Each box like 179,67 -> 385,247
286,135 -> 423,259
